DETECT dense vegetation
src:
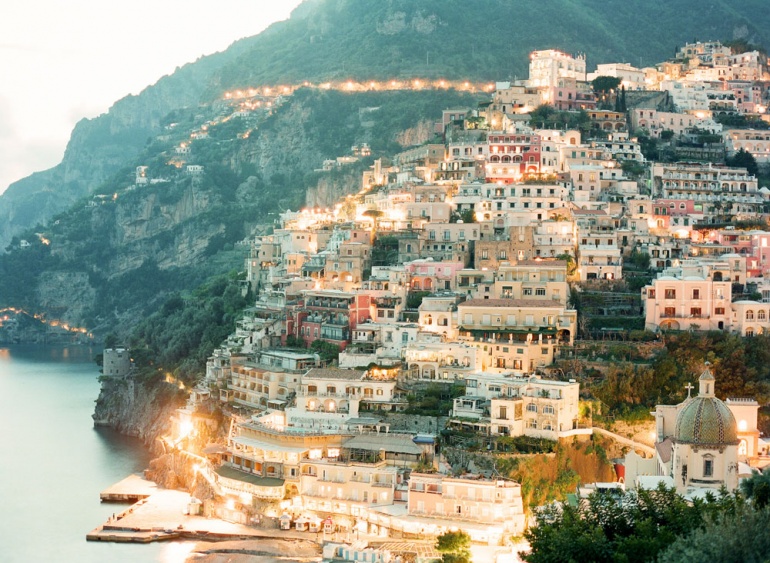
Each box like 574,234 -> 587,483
123,272 -> 249,383
524,482 -> 770,563
214,0 -> 770,91
0,88 -> 479,335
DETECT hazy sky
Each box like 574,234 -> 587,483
0,0 -> 304,195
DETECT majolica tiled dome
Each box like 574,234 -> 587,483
675,365 -> 738,446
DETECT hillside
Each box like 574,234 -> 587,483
213,0 -> 770,88
0,88 -> 480,334
2,0 -> 769,251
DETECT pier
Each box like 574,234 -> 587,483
88,475 -> 319,545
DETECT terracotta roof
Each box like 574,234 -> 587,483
656,437 -> 673,463
460,298 -> 564,308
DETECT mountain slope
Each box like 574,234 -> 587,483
214,0 -> 770,89
2,0 -> 768,250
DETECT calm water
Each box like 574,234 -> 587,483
0,345 -> 193,563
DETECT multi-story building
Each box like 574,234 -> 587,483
577,230 -> 623,281
456,298 -> 576,371
403,341 -> 481,381
485,132 -> 542,182
286,367 -> 399,430
490,259 -> 570,304
725,129 -> 770,164
292,290 -> 372,348
408,473 -> 526,541
451,373 -> 581,440
642,258 -> 740,331
227,349 -> 317,410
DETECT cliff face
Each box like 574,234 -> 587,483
93,376 -> 184,448
0,41 -> 253,251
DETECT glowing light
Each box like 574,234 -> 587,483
226,498 -> 235,510
178,420 -> 193,440
739,420 -> 748,431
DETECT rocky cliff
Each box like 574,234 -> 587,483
93,375 -> 185,448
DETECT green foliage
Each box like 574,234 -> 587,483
528,105 -> 591,132
657,502 -> 770,563
310,340 -> 341,364
406,383 -> 464,416
592,332 -> 770,423
740,469 -> 770,509
592,76 -> 621,93
213,0 -> 770,91
627,250 -> 651,270
128,272 -> 248,383
406,291 -> 431,309
371,235 -> 400,266
726,148 -> 759,176
715,112 -> 770,130
524,484 -> 742,563
620,160 -> 646,179
436,530 -> 471,563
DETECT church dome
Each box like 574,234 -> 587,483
674,365 -> 738,446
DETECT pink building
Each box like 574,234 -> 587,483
407,473 -> 526,541
405,260 -> 465,292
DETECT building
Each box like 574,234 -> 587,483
451,373 -> 581,440
408,473 -> 526,541
652,366 -> 740,495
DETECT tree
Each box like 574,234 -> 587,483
740,469 -> 770,509
658,502 -> 770,563
592,76 -> 621,94
726,148 -> 759,177
436,530 -> 471,563
524,484 -> 736,563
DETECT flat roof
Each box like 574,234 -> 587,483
461,298 -> 564,308
216,465 -> 285,487
232,435 -> 308,454
304,367 -> 367,380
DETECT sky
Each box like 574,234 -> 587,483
0,0 -> 304,195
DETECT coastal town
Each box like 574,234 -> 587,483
93,42 -> 770,561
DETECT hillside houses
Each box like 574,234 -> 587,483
192,39 -> 770,545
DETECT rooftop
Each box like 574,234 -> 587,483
304,367 -> 367,380
461,298 -> 564,308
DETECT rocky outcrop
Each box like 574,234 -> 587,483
93,376 -> 185,449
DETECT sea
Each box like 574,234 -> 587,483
0,345 -> 195,563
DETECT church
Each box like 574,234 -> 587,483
625,363 -> 760,498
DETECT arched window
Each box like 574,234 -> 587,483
526,403 -> 538,413
746,310 -> 755,321
758,310 -> 766,321
543,405 -> 555,415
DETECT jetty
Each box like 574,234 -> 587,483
88,475 -> 317,544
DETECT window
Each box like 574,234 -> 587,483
664,307 -> 676,318
535,288 -> 546,296
715,307 -> 725,315
648,289 -> 656,299
759,310 -> 766,321
543,405 -> 555,415
690,308 -> 701,317
747,310 -> 755,320
523,288 -> 533,296
692,289 -> 700,300
499,406 -> 508,420
703,458 -> 713,478
664,289 -> 676,299
526,403 -> 538,413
